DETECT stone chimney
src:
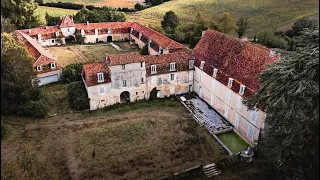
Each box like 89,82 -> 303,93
87,21 -> 89,25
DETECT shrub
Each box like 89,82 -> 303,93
18,99 -> 49,118
75,35 -> 85,44
257,29 -> 287,49
68,81 -> 89,110
61,63 -> 83,83
134,3 -> 144,11
139,45 -> 149,55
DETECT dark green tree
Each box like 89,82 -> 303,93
161,11 -> 179,33
134,3 -> 144,10
244,28 -> 319,179
68,81 -> 89,110
1,16 -> 16,33
73,6 -> 91,23
139,45 -> 149,55
60,63 -> 83,84
236,16 -> 249,38
217,12 -> 238,35
291,18 -> 318,36
45,13 -> 61,26
1,0 -> 40,29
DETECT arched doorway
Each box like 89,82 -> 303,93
107,36 -> 112,42
120,91 -> 130,103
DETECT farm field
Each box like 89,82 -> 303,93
42,0 -> 145,8
127,0 -> 319,37
35,6 -> 78,24
47,42 -> 140,67
1,92 -> 227,179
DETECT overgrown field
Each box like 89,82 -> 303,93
1,94 -> 227,179
47,42 -> 140,67
35,6 -> 78,24
42,0 -> 145,8
127,0 -> 319,37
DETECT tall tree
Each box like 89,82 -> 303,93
161,11 -> 179,33
244,28 -> 319,179
1,0 -> 40,29
45,13 -> 61,26
236,16 -> 249,38
217,12 -> 238,35
1,16 -> 16,33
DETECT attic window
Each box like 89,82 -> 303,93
200,61 -> 205,69
239,84 -> 246,95
189,60 -> 194,69
213,68 -> 218,78
50,63 -> 56,69
228,78 -> 234,88
97,73 -> 104,83
36,65 -> 42,71
151,65 -> 157,74
169,62 -> 176,71
55,32 -> 59,37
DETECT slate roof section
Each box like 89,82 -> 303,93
108,52 -> 145,66
83,62 -> 111,87
60,15 -> 76,27
194,29 -> 279,97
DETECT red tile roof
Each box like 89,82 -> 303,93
19,26 -> 60,37
108,52 -> 144,66
144,50 -> 193,75
60,15 -> 76,27
83,62 -> 111,87
75,22 -> 132,30
130,22 -> 185,50
194,29 -> 279,96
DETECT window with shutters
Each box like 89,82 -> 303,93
250,109 -> 258,125
170,74 -> 175,81
151,65 -> 157,74
226,89 -> 232,103
234,114 -> 240,128
122,64 -> 126,70
169,62 -> 176,71
141,78 -> 144,83
224,105 -> 229,118
97,73 -> 104,83
248,124 -> 255,139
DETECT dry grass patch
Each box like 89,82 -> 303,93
42,0 -> 145,8
1,98 -> 227,180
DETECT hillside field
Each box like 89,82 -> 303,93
42,0 -> 145,8
35,6 -> 78,24
126,0 -> 319,37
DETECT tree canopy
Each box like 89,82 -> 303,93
73,6 -> 126,23
217,12 -> 238,35
1,0 -> 40,29
236,16 -> 250,38
161,11 -> 179,33
244,28 -> 319,179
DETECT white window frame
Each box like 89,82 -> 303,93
36,65 -> 42,71
97,72 -> 104,83
239,84 -> 246,95
189,60 -> 194,69
151,65 -> 157,74
234,114 -> 240,128
248,124 -> 255,139
226,89 -> 232,103
213,68 -> 218,78
123,80 -> 127,87
228,78 -> 234,88
224,105 -> 229,118
50,63 -> 56,69
212,80 -> 216,90
200,61 -> 205,69
169,62 -> 176,71
170,73 -> 175,81
122,64 -> 126,70
236,96 -> 242,110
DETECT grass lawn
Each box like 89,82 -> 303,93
42,0 -> 145,8
47,42 -> 140,67
126,0 -> 319,37
1,83 -> 227,179
35,6 -> 78,25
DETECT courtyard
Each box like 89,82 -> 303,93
1,84 -> 227,179
47,42 -> 140,67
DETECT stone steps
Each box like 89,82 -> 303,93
202,163 -> 222,177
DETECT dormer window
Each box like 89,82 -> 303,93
151,65 -> 157,74
200,61 -> 205,69
239,84 -> 246,95
50,63 -> 56,69
97,73 -> 104,83
189,60 -> 194,69
228,78 -> 234,88
169,62 -> 176,71
213,68 -> 218,78
55,32 -> 59,37
36,65 -> 42,71
81,29 -> 85,36
37,33 -> 42,40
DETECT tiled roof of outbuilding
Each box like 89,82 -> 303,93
83,62 -> 111,87
108,52 -> 145,66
